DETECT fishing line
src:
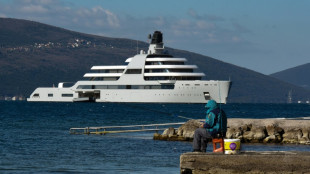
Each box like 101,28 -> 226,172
117,102 -> 194,120
218,81 -> 222,111
100,98 -> 195,120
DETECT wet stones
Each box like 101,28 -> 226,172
282,128 -> 303,143
153,119 -> 201,141
243,126 -> 267,143
226,127 -> 243,139
162,127 -> 176,137
177,120 -> 201,139
263,124 -> 284,143
300,128 -> 310,144
154,119 -> 310,145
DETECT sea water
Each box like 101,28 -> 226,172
0,101 -> 309,173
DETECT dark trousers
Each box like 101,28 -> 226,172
193,128 -> 211,152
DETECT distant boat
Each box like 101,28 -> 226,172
27,31 -> 231,103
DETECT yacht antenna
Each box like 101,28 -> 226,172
148,34 -> 152,44
218,81 -> 222,109
136,40 -> 138,54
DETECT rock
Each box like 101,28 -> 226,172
162,127 -> 176,137
177,119 -> 201,139
299,128 -> 310,145
153,119 -> 310,145
266,124 -> 284,136
240,124 -> 251,132
153,132 -> 188,141
153,133 -> 162,140
263,135 -> 275,143
243,126 -> 267,143
154,120 -> 201,141
263,124 -> 284,143
282,128 -> 303,144
226,127 -> 243,139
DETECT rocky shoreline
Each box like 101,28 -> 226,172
154,118 -> 310,144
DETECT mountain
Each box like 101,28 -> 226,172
270,63 -> 310,90
1,17 -> 310,103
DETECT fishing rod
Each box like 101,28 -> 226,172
100,97 -> 196,120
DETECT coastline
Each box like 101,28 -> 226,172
154,118 -> 310,144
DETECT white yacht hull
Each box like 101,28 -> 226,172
27,80 -> 231,103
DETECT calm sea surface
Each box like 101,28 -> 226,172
1,101 -> 310,173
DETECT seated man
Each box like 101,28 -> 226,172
193,99 -> 227,152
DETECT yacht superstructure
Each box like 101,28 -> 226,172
27,31 -> 231,103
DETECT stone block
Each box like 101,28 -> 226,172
243,126 -> 267,143
180,152 -> 310,174
282,128 -> 303,143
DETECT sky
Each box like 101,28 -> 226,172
0,0 -> 309,74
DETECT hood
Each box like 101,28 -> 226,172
205,100 -> 218,110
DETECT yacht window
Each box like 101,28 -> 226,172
77,85 -> 92,89
203,92 -> 211,100
86,77 -> 119,81
109,70 -> 118,73
118,85 -> 126,89
48,94 -> 53,97
76,85 -> 174,90
95,85 -> 107,89
62,94 -> 73,97
162,85 -> 174,89
125,69 -> 142,74
132,85 -> 143,89
151,85 -> 161,89
104,77 -> 119,81
108,85 -> 118,89
146,54 -> 173,58
33,93 -> 39,97
145,61 -> 184,65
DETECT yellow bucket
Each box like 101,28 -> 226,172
224,139 -> 241,154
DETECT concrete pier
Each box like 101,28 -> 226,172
180,151 -> 310,174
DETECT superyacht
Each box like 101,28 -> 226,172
27,31 -> 231,103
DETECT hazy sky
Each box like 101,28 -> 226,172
1,0 -> 309,74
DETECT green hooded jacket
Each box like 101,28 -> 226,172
204,100 -> 221,136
